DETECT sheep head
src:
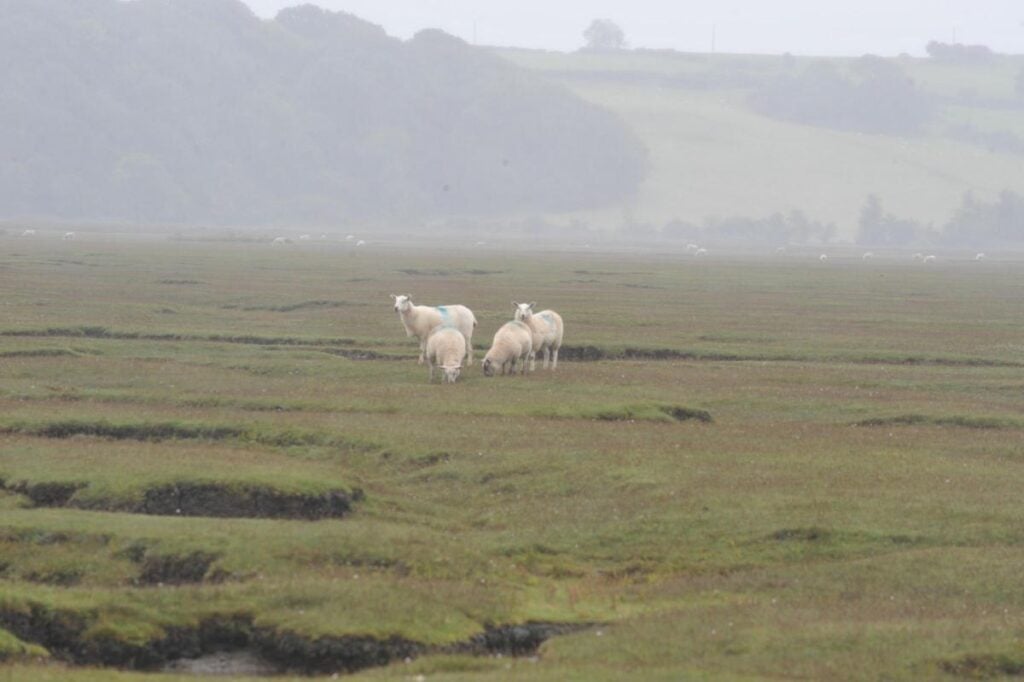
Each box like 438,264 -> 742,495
391,294 -> 413,313
512,301 -> 536,322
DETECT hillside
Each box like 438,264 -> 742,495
497,48 -> 1024,240
0,0 -> 646,225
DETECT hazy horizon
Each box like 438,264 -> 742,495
242,0 -> 1023,56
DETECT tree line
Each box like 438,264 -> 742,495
0,0 -> 647,225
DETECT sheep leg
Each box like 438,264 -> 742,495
551,348 -> 559,370
528,351 -> 536,372
418,341 -> 426,365
428,361 -> 435,382
465,340 -> 473,366
542,347 -> 550,370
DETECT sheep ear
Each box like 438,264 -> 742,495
511,301 -> 519,308
390,294 -> 397,300
528,302 -> 536,309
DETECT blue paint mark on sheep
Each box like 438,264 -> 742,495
437,306 -> 454,327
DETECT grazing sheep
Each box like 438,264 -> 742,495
391,294 -> 477,366
356,239 -> 366,246
271,236 -> 291,245
862,251 -> 874,260
819,254 -> 828,262
345,235 -> 355,241
685,243 -> 700,254
299,234 -> 311,241
21,229 -> 35,237
63,231 -> 75,240
425,326 -> 467,383
923,254 -> 936,264
482,321 -> 533,377
694,248 -> 708,257
975,252 -> 986,261
912,252 -> 924,261
512,302 -> 564,371
775,246 -> 787,254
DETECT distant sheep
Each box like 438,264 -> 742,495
271,237 -> 292,245
923,255 -> 936,264
425,326 -> 466,384
694,248 -> 708,257
862,251 -> 874,260
21,229 -> 35,237
685,243 -> 700,253
775,246 -> 787,254
975,253 -> 986,261
482,321 -> 533,377
391,294 -> 477,366
63,231 -> 75,240
356,240 -> 366,246
513,302 -> 564,371
912,253 -> 924,261
819,254 -> 828,262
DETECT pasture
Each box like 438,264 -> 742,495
0,234 -> 1023,680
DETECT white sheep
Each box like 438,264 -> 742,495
299,234 -> 311,241
512,302 -> 564,371
862,251 -> 874,260
21,229 -> 35,237
775,246 -> 787,254
271,236 -> 291,245
694,248 -> 708,257
356,240 -> 366,246
685,243 -> 700,253
482,321 -> 533,377
425,326 -> 466,383
63,231 -> 75,240
975,253 -> 986,261
912,252 -> 924,261
391,294 -> 477,366
923,254 -> 936,263
819,254 -> 828,262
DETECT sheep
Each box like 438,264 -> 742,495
912,252 -> 924,261
271,236 -> 291,245
862,251 -> 874,260
685,243 -> 700,253
482,321 -> 533,377
512,302 -> 564,371
775,246 -> 787,254
63,231 -> 75,240
425,326 -> 466,384
299,234 -> 311,241
391,294 -> 477,366
356,240 -> 366,246
923,254 -> 936,264
819,254 -> 828,262
21,229 -> 35,237
694,247 -> 708,257
975,253 -> 986,261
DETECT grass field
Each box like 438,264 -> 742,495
1,234 -> 1023,680
496,48 -> 1024,236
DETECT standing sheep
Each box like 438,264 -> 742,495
482,321 -> 533,377
512,302 -> 564,371
390,294 -> 477,366
425,326 -> 467,384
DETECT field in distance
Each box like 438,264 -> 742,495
0,235 -> 1022,680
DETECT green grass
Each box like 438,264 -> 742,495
0,238 -> 1023,679
496,48 -> 1024,235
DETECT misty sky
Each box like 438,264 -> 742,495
242,1 -> 1023,56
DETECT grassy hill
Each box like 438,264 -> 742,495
496,48 -> 1024,239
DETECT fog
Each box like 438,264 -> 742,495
244,0 -> 1023,56
2,0 -> 1023,248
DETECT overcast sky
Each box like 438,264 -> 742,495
241,1 -> 1023,56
